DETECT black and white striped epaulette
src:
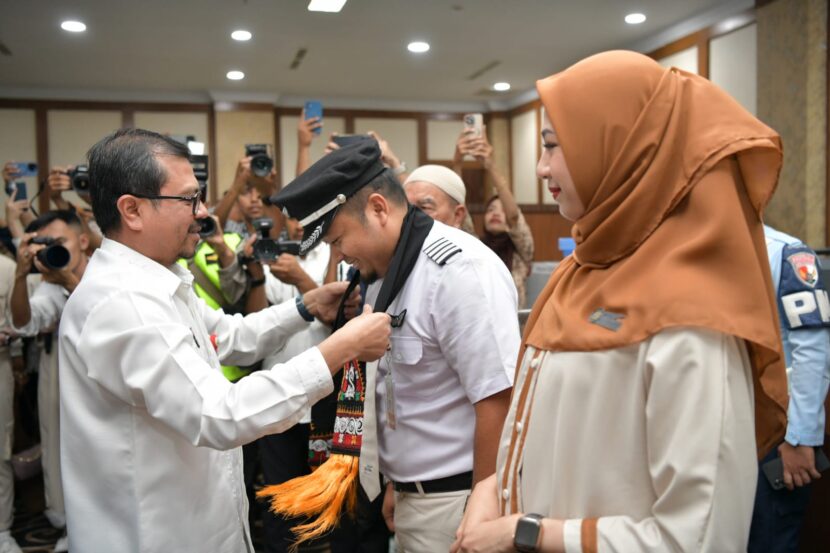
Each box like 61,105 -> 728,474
423,236 -> 462,266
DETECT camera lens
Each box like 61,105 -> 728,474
250,154 -> 273,178
35,245 -> 70,271
198,217 -> 217,238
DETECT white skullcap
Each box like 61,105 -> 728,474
404,165 -> 466,205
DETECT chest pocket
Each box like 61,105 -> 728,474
389,336 -> 423,366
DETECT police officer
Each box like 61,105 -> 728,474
748,225 -> 830,553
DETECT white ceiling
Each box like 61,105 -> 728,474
0,0 -> 754,111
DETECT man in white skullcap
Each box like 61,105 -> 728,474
403,165 -> 468,230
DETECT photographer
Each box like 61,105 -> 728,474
45,166 -> 103,254
215,152 -> 281,237
10,210 -> 90,552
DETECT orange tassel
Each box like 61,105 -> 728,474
256,453 -> 359,548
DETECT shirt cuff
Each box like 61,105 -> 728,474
785,427 -> 824,447
290,347 -> 335,405
271,297 -> 312,333
562,519 -> 582,553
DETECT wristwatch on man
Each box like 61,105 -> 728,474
514,513 -> 544,552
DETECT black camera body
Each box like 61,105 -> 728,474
29,236 -> 71,273
251,217 -> 300,261
245,144 -> 274,178
69,165 -> 90,193
191,155 -> 209,196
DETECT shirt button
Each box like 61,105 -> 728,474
530,358 -> 540,369
516,421 -> 523,434
502,488 -> 510,500
395,354 -> 403,361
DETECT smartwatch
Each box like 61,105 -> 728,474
514,513 -> 544,552
295,294 -> 315,322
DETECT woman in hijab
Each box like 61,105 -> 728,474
451,50 -> 789,553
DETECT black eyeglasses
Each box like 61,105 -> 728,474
131,191 -> 202,215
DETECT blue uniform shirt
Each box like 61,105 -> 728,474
765,225 -> 830,446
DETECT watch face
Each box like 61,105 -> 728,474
514,515 -> 542,552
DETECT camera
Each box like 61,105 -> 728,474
245,144 -> 274,178
191,154 -> 209,201
69,165 -> 90,193
29,237 -> 70,273
251,217 -> 301,261
198,217 -> 217,239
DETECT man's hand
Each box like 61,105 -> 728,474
317,304 -> 391,371
779,442 -> 821,490
39,264 -> 80,293
232,157 -> 253,191
324,134 -> 342,156
268,254 -> 307,286
2,161 -> 20,183
302,281 -> 355,324
47,166 -> 72,199
5,196 -> 30,223
298,111 -> 322,148
367,131 -> 402,170
14,233 -> 37,278
382,482 -> 395,532
202,216 -> 226,249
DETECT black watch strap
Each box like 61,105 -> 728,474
514,513 -> 544,552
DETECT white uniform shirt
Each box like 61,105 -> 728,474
263,243 -> 331,423
12,280 -> 67,336
365,221 -> 518,482
59,238 -> 334,553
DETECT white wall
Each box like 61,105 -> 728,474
710,24 -> 757,115
0,109 -> 37,211
279,115 -> 345,184
511,109 -> 538,204
657,45 -> 699,74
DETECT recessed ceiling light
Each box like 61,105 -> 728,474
308,0 -> 347,13
493,82 -> 511,92
407,41 -> 430,54
625,13 -> 646,24
231,30 -> 252,41
226,70 -> 245,81
61,20 -> 87,33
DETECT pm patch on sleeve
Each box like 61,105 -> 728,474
779,245 -> 830,329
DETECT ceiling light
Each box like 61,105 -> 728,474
226,70 -> 245,81
61,20 -> 87,32
625,13 -> 646,24
493,82 -> 511,92
308,0 -> 347,13
231,30 -> 252,41
407,41 -> 430,54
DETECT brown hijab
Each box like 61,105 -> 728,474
524,50 -> 788,458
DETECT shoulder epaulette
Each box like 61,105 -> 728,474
423,237 -> 462,266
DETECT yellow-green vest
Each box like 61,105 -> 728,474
178,233 -> 249,381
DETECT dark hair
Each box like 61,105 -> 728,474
25,209 -> 82,234
342,170 -> 408,222
86,127 -> 191,235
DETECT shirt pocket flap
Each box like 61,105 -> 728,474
389,335 -> 423,365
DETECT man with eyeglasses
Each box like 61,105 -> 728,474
58,128 -> 393,553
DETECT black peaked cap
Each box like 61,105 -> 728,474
271,140 -> 386,255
